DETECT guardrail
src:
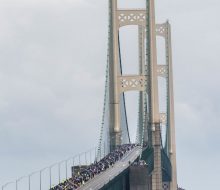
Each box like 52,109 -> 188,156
1,147 -> 97,190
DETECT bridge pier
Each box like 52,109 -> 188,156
100,162 -> 152,190
100,168 -> 130,190
129,165 -> 150,190
152,124 -> 163,190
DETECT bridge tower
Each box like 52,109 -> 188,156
106,0 -> 177,190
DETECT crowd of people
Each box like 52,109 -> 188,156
132,160 -> 147,166
50,144 -> 137,190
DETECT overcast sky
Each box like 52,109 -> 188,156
0,0 -> 220,189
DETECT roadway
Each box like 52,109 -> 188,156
78,146 -> 142,190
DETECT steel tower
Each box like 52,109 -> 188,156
107,0 -> 177,189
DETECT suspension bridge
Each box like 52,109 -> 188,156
2,0 -> 181,190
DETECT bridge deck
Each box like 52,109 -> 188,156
78,146 -> 142,190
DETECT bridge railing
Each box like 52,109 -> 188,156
1,147 -> 97,190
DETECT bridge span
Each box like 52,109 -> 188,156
78,146 -> 142,190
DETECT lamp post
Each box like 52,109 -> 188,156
28,171 -> 39,190
95,147 -> 97,162
65,159 -> 68,180
78,154 -> 81,169
94,147 -> 97,163
2,181 -> 15,190
58,162 -> 61,184
16,176 -> 27,190
40,167 -> 49,190
57,160 -> 65,184
72,156 -> 77,177
104,142 -> 106,157
89,149 -> 92,164
49,163 -> 57,189
85,152 -> 87,166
